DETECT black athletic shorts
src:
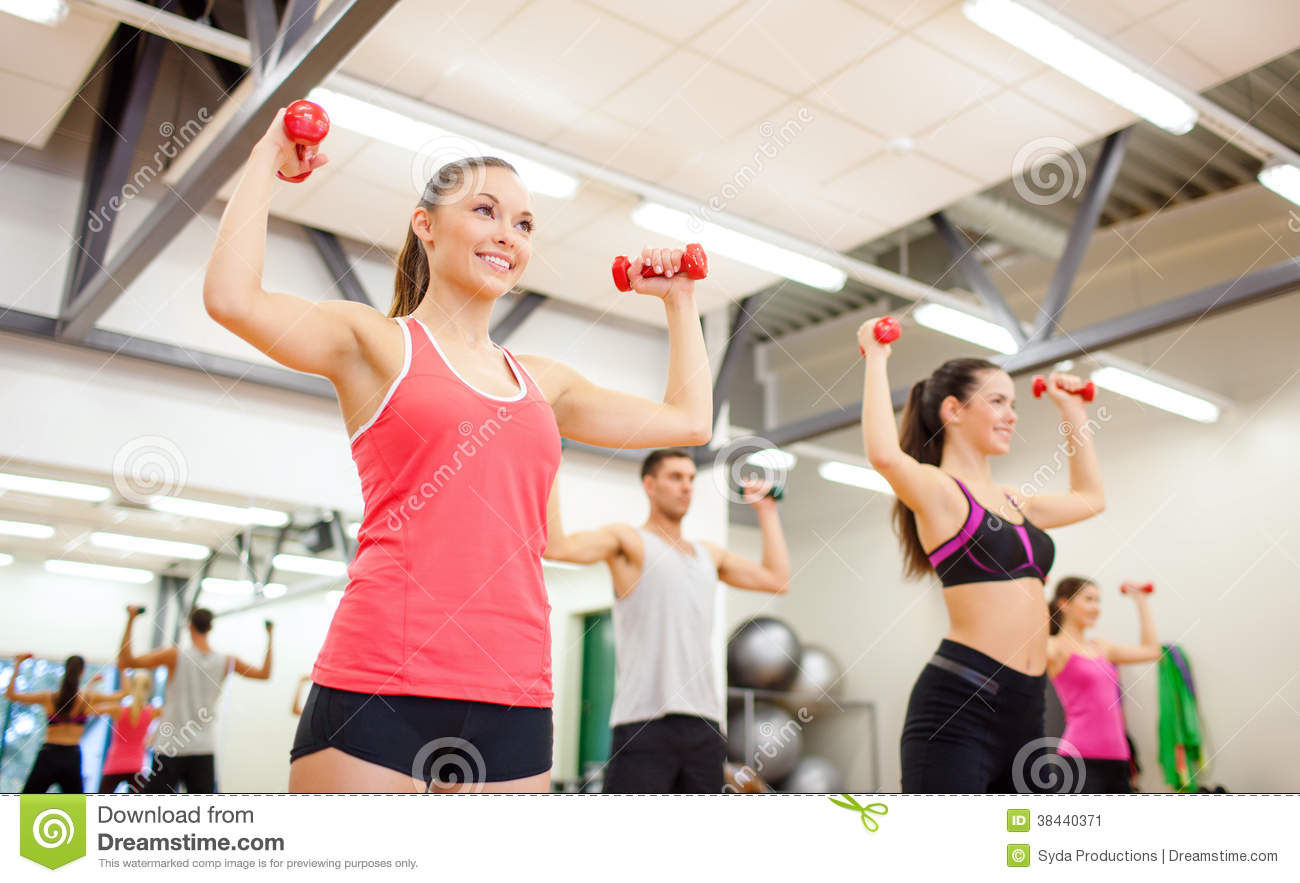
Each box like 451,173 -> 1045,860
23,744 -> 83,794
140,753 -> 217,794
1059,756 -> 1134,793
602,713 -> 726,794
290,684 -> 553,785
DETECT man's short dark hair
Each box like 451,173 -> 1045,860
189,608 -> 214,635
641,448 -> 693,479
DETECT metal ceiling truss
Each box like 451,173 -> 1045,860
57,0 -> 400,340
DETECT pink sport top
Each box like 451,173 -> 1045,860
312,317 -> 561,707
102,704 -> 155,775
1052,653 -> 1130,760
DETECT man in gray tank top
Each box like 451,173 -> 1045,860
118,605 -> 273,792
545,448 -> 791,793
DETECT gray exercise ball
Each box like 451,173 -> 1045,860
778,755 -> 845,793
785,645 -> 844,706
727,702 -> 803,784
727,616 -> 802,691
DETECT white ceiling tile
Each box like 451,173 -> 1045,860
339,0 -> 528,90
845,0 -> 954,30
1047,1 -> 1138,36
813,35 -> 1000,138
1147,0 -> 1300,81
422,60 -> 588,144
912,4 -> 1045,84
832,150 -> 980,227
289,180 -> 415,251
0,69 -> 73,148
532,183 -> 637,241
602,48 -> 788,148
477,0 -> 673,107
756,190 -> 891,252
544,111 -> 682,182
338,140 -> 427,200
917,90 -> 1091,182
691,0 -> 897,94
583,0 -> 743,42
0,10 -> 114,90
1108,19 -> 1226,91
1016,70 -> 1138,137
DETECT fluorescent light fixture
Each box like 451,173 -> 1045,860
963,0 -> 1196,135
0,519 -> 56,539
308,87 -> 578,199
0,0 -> 69,26
542,559 -> 583,571
1090,366 -> 1220,423
272,553 -> 348,577
147,496 -> 290,527
914,303 -> 1020,354
0,472 -> 111,502
45,559 -> 154,584
1258,163 -> 1300,206
818,461 -> 894,495
0,553 -> 13,566
200,577 -> 288,597
325,589 -> 345,605
631,203 -> 847,292
90,532 -> 210,560
745,448 -> 797,471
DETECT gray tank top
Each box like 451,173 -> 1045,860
608,528 -> 721,727
157,647 -> 230,756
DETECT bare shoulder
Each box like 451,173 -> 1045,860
514,353 -> 575,402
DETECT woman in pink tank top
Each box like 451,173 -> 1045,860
1047,576 -> 1163,792
99,670 -> 157,793
204,111 -> 713,794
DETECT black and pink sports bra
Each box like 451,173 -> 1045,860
925,475 -> 1054,588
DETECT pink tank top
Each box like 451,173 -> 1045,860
312,317 -> 562,707
1052,653 -> 1130,760
102,704 -> 155,774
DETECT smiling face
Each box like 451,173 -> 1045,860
1060,582 -> 1102,630
943,368 -> 1018,455
643,455 -> 695,521
416,164 -> 534,300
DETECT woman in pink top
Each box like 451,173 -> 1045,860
99,670 -> 157,793
203,111 -> 712,794
1047,576 -> 1162,792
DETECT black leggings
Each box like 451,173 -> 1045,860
1058,756 -> 1134,793
99,772 -> 142,794
22,744 -> 83,794
900,640 -> 1047,793
602,714 -> 726,794
139,754 -> 217,794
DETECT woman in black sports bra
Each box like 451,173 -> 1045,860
856,319 -> 1105,793
6,653 -> 124,793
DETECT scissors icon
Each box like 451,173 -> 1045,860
828,794 -> 889,832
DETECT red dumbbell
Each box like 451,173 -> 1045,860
276,99 -> 330,183
611,243 -> 708,291
1120,581 -> 1155,595
1032,374 -> 1095,402
859,316 -> 901,356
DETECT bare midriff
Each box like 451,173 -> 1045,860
942,577 -> 1050,676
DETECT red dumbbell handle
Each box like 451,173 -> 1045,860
1121,582 -> 1155,594
611,243 -> 708,291
859,316 -> 901,356
1032,375 -> 1095,402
